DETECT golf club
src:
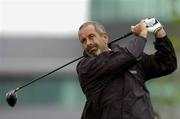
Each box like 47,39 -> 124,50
6,32 -> 133,107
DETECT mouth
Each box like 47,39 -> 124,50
88,47 -> 98,54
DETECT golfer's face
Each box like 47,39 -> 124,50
79,25 -> 108,56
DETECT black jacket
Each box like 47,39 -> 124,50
76,36 -> 177,119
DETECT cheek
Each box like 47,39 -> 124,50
82,44 -> 87,50
98,39 -> 106,47
94,38 -> 101,45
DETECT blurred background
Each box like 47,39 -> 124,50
0,0 -> 180,119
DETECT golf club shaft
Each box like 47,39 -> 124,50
17,56 -> 84,91
108,32 -> 133,46
15,32 -> 133,92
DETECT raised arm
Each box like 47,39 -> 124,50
141,27 -> 177,80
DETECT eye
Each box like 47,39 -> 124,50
89,34 -> 94,39
81,38 -> 86,43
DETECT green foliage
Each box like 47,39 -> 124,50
171,18 -> 180,26
147,75 -> 180,105
169,36 -> 180,50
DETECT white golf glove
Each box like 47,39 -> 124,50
144,18 -> 163,34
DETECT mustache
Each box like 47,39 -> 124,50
86,44 -> 97,53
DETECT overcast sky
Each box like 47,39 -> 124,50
0,0 -> 88,34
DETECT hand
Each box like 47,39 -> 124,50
144,18 -> 163,34
144,18 -> 166,38
131,20 -> 148,38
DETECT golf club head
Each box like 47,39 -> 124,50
6,90 -> 17,107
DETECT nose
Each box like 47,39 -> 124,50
86,39 -> 92,45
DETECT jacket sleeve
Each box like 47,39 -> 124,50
141,36 -> 177,81
77,36 -> 146,79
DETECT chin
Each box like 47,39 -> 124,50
95,49 -> 101,55
88,49 -> 101,57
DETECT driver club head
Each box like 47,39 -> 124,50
6,90 -> 17,107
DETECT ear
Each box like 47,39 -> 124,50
102,33 -> 109,45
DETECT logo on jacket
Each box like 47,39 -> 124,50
129,70 -> 137,74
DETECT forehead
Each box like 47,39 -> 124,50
79,24 -> 97,37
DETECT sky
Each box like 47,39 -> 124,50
0,0 -> 88,34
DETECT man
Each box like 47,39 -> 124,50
76,18 -> 177,119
